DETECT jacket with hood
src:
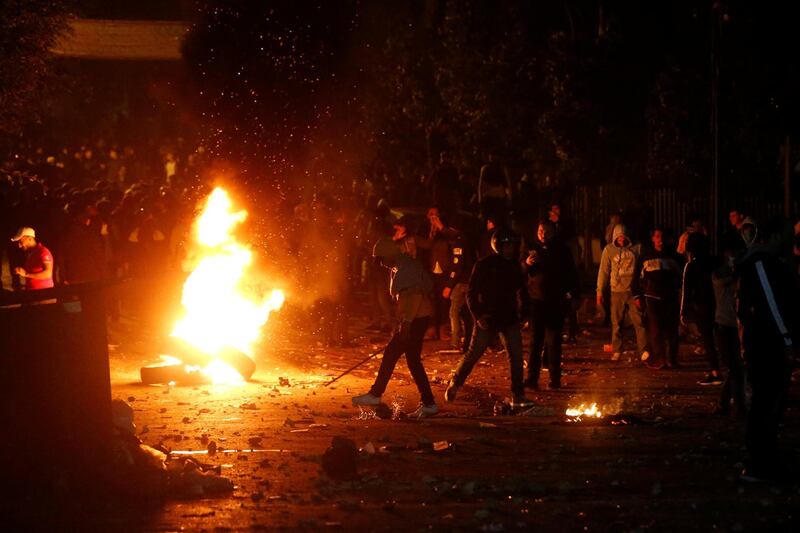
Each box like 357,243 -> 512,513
735,221 -> 795,352
597,224 -> 640,294
373,238 -> 433,322
467,253 -> 529,329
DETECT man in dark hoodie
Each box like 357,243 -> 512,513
522,221 -> 580,389
680,232 -> 721,385
736,219 -> 795,482
352,235 -> 438,419
634,228 -> 682,369
445,229 -> 534,408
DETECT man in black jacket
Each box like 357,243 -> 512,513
634,228 -> 682,369
736,220 -> 795,482
445,229 -> 534,408
522,221 -> 579,389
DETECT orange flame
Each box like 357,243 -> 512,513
169,187 -> 284,384
565,403 -> 603,420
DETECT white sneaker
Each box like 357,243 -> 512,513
611,352 -> 621,361
352,393 -> 382,406
409,403 -> 439,418
640,350 -> 650,362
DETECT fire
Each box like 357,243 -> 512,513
168,187 -> 284,384
565,403 -> 603,420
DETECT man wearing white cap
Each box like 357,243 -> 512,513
11,227 -> 54,291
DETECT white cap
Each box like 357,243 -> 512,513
11,227 -> 35,242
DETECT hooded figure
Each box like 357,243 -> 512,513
734,218 -> 795,482
597,225 -> 638,293
596,224 -> 647,360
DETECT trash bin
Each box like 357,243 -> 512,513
0,284 -> 113,496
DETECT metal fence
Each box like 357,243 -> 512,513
564,184 -> 798,265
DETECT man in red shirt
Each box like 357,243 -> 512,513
11,227 -> 54,290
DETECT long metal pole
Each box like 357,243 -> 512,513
324,350 -> 384,387
711,3 -> 720,253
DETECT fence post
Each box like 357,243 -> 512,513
785,136 -> 792,220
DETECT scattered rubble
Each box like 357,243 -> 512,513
321,437 -> 358,480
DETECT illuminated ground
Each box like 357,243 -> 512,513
99,312 -> 799,532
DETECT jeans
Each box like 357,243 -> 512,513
369,316 -> 435,405
452,322 -> 524,396
610,291 -> 647,353
431,273 -> 449,332
645,297 -> 679,365
528,299 -> 565,386
449,283 -> 472,350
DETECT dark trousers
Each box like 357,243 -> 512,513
369,317 -> 434,405
453,322 -> 524,396
528,299 -> 565,386
431,273 -> 449,331
743,342 -> 791,472
716,325 -> 745,413
565,299 -> 578,339
645,297 -> 679,365
695,315 -> 720,371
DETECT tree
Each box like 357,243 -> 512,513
0,1 -> 70,143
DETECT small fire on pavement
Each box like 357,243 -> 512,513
565,402 -> 603,422
141,187 -> 284,385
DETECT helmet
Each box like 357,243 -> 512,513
490,228 -> 520,254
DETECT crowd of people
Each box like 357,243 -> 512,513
2,142 -> 799,482
348,152 -> 799,484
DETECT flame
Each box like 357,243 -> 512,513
169,187 -> 284,384
565,403 -> 603,420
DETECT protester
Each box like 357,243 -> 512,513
676,213 -> 708,257
680,231 -> 721,385
418,206 -> 457,341
443,216 -> 477,353
634,228 -> 682,369
445,229 -> 534,408
11,226 -> 54,291
522,221 -> 579,389
548,203 -> 580,344
735,219 -> 795,482
352,236 -> 438,418
596,224 -> 648,361
59,202 -> 106,284
712,243 -> 745,417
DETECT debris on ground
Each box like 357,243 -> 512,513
110,400 -> 233,499
321,436 -> 358,480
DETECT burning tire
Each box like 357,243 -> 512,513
140,363 -> 208,385
153,336 -> 256,382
